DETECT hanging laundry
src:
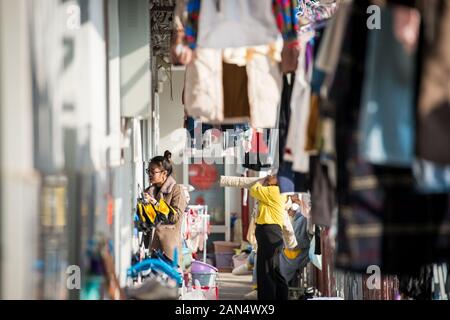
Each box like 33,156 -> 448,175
305,94 -> 321,153
243,130 -> 272,172
315,0 -> 352,91
279,74 -> 296,167
413,160 -> 450,194
183,46 -> 283,128
284,32 -> 315,173
310,156 -> 336,228
298,0 -> 338,24
417,0 -> 450,165
185,0 -> 299,50
183,207 -> 210,254
330,1 -> 450,276
196,0 -> 280,49
358,6 -> 418,167
180,0 -> 301,127
222,62 -> 251,121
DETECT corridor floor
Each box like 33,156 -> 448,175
217,273 -> 253,300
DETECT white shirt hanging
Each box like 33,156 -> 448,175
197,0 -> 280,49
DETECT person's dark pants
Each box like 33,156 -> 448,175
255,224 -> 289,300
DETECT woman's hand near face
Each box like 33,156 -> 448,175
144,193 -> 157,205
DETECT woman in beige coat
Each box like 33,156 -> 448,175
144,151 -> 187,266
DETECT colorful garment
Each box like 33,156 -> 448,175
185,0 -> 200,49
272,0 -> 300,42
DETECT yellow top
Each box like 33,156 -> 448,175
250,182 -> 285,228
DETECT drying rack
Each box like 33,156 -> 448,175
184,205 -> 210,263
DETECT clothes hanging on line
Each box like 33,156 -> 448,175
279,74 -> 296,167
310,156 -> 336,228
328,1 -> 450,276
413,160 -> 450,194
196,0 -> 280,49
315,0 -> 352,94
222,62 -> 251,120
284,31 -> 315,173
183,206 -> 210,254
298,0 -> 338,24
305,94 -> 321,153
399,264 -> 436,300
185,0 -> 299,50
183,45 -> 283,128
243,130 -> 274,172
358,6 -> 418,167
185,116 -> 214,150
417,0 -> 450,165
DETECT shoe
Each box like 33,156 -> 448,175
244,290 -> 258,300
232,263 -> 253,276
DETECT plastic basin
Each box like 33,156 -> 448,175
191,260 -> 218,273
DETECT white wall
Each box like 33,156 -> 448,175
119,0 -> 152,118
0,0 -> 40,300
158,69 -> 186,181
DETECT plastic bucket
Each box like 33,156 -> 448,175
191,260 -> 218,273
192,272 -> 218,287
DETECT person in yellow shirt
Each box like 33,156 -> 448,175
250,175 -> 289,300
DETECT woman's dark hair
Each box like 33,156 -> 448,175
149,150 -> 173,176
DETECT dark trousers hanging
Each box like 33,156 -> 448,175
255,224 -> 289,300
